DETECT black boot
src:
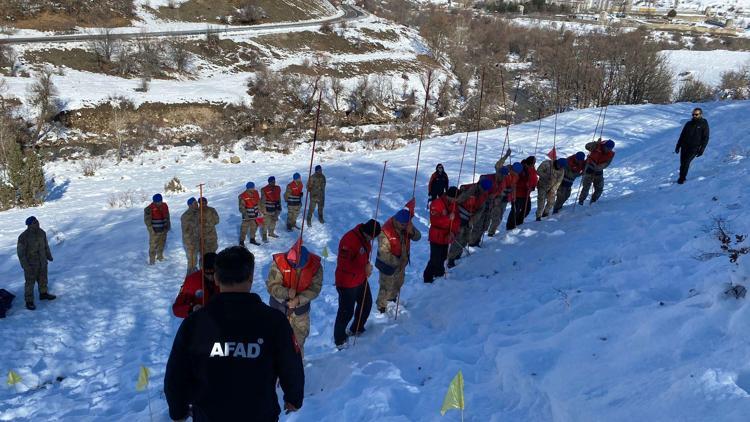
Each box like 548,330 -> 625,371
535,217 -> 542,222
447,259 -> 456,269
40,293 -> 56,301
26,302 -> 36,310
239,240 -> 245,247
250,238 -> 261,246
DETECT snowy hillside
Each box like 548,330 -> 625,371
635,0 -> 750,13
1,100 -> 750,421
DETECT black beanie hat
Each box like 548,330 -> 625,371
360,219 -> 382,238
446,186 -> 458,198
203,252 -> 217,270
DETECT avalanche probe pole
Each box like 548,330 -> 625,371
197,183 -> 206,305
353,160 -> 387,346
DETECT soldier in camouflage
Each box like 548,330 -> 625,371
198,197 -> 220,255
284,173 -> 304,232
144,193 -> 170,264
266,242 -> 323,357
239,182 -> 264,246
306,165 -> 326,226
260,177 -> 282,240
17,216 -> 56,310
375,209 -> 421,313
535,158 -> 567,221
181,197 -> 200,273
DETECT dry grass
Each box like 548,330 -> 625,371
184,38 -> 261,71
4,11 -> 130,31
154,0 -> 330,24
360,28 -> 401,42
256,31 -> 383,55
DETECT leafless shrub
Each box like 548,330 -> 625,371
320,21 -> 334,34
28,67 -> 59,140
234,2 -> 266,24
164,176 -> 185,193
675,78 -> 714,103
80,158 -> 103,176
88,28 -> 121,65
107,189 -> 148,209
718,67 -> 750,100
168,37 -> 192,74
696,218 -> 749,265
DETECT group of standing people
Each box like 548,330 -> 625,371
11,108 -> 710,421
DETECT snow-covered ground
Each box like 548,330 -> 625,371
634,0 -> 750,14
1,100 -> 749,421
662,49 -> 750,89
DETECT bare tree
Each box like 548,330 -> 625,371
89,28 -> 120,65
327,75 -> 345,115
675,79 -> 714,103
235,2 -> 267,24
168,37 -> 192,74
28,68 -> 59,140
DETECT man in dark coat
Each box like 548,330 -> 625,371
165,246 -> 304,421
17,216 -> 55,310
428,164 -> 449,202
675,107 -> 710,184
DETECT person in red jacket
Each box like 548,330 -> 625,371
506,157 -> 538,230
333,219 -> 381,349
487,163 -> 521,237
423,186 -> 460,283
172,253 -> 218,318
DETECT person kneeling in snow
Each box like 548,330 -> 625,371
172,252 -> 218,318
266,241 -> 323,357
375,209 -> 421,313
165,246 -> 304,421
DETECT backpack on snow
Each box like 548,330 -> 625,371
0,289 -> 15,318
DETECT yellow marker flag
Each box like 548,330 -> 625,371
136,366 -> 150,392
7,370 -> 22,387
322,246 -> 329,259
440,370 -> 465,417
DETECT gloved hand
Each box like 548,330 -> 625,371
674,146 -> 680,154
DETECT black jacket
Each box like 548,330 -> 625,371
676,118 -> 709,154
428,171 -> 449,201
165,292 -> 304,422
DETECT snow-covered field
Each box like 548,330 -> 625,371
662,49 -> 750,89
1,100 -> 750,421
635,0 -> 750,13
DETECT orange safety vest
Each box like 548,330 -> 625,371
381,218 -> 404,258
286,181 -> 304,206
262,185 -> 281,212
150,203 -> 169,231
272,253 -> 321,292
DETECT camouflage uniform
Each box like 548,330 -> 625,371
181,206 -> 199,272
535,160 -> 565,219
554,167 -> 582,212
238,189 -> 264,244
486,154 -> 512,236
199,205 -> 220,253
376,222 -> 421,311
144,202 -> 170,264
579,141 -> 615,204
17,226 -> 53,303
284,180 -> 304,231
260,185 -> 281,239
266,257 -> 323,356
307,172 -> 326,225
448,188 -> 478,261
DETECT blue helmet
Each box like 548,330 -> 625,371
268,176 -> 276,183
575,151 -> 586,161
512,162 -> 523,173
500,166 -> 510,176
25,216 -> 38,226
246,181 -> 255,189
479,177 -> 493,191
394,209 -> 411,224
187,197 -> 197,206
604,140 -> 615,151
152,193 -> 163,203
556,158 -> 568,168
293,173 -> 301,180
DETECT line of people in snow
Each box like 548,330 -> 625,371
11,109 -> 709,421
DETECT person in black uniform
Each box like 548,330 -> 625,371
675,107 -> 710,184
165,246 -> 304,421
